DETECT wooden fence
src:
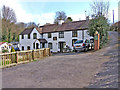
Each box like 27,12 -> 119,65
0,48 -> 51,68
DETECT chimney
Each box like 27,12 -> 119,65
39,27 -> 43,34
86,16 -> 89,21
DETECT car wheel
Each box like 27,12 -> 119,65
84,47 -> 87,52
75,50 -> 77,52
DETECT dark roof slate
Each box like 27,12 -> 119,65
20,20 -> 89,35
40,20 -> 89,33
20,27 -> 34,35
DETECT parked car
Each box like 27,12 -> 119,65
73,39 -> 90,52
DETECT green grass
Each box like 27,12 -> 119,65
0,60 -> 12,66
33,59 -> 38,62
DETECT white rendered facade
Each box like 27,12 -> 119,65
19,28 -> 42,51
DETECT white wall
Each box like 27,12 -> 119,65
19,28 -> 93,52
0,43 -> 10,53
19,28 -> 42,51
84,30 -> 93,39
43,30 -> 92,52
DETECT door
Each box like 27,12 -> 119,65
36,43 -> 39,49
59,42 -> 65,52
42,43 -> 45,48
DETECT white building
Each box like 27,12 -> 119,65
0,42 -> 11,53
19,20 -> 93,52
19,27 -> 47,51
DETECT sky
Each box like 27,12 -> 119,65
0,0 -> 119,25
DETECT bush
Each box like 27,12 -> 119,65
2,49 -> 9,53
89,15 -> 109,48
11,47 -> 15,52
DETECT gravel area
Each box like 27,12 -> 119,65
2,31 -> 119,88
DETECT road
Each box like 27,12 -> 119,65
88,31 -> 119,88
2,31 -> 119,88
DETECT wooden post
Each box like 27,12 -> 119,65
4,55 -> 6,66
98,34 -> 100,50
3,55 -> 4,66
26,52 -> 28,60
16,52 -> 18,63
43,48 -> 46,57
32,50 -> 35,60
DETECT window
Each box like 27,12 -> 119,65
28,34 -> 30,39
22,46 -> 24,50
27,46 -> 30,50
33,43 -> 35,49
33,33 -> 37,39
72,31 -> 78,37
74,40 -> 83,44
22,35 -> 24,39
59,32 -> 64,38
53,37 -> 57,40
48,33 -> 51,38
48,43 -> 52,49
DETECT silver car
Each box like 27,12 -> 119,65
73,39 -> 90,52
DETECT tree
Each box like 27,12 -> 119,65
26,22 -> 37,28
65,17 -> 73,22
90,0 -> 109,17
89,0 -> 110,48
54,11 -> 67,24
8,28 -> 11,43
2,5 -> 17,23
12,33 -> 16,41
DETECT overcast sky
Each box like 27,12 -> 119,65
0,0 -> 119,25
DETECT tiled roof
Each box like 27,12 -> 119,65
40,20 -> 89,33
20,27 -> 34,35
0,42 -> 6,46
20,20 -> 89,35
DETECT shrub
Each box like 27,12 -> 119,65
11,47 -> 15,52
2,49 -> 9,53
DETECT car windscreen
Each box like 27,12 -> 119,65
74,40 -> 83,44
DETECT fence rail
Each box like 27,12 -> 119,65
0,48 -> 51,68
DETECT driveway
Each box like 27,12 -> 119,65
2,31 -> 119,88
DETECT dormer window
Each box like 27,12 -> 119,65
33,33 -> 37,39
28,34 -> 30,39
22,35 -> 24,39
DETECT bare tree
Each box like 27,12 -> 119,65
90,0 -> 109,17
54,11 -> 67,24
2,5 -> 17,23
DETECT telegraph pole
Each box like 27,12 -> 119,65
113,10 -> 114,24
